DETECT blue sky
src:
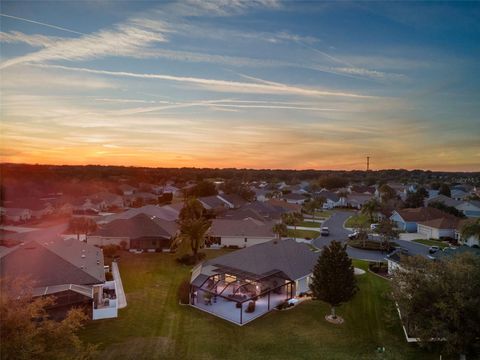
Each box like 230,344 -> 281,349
1,1 -> 479,170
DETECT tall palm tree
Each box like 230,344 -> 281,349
179,217 -> 212,258
272,223 -> 288,240
361,198 -> 380,222
176,198 -> 212,258
282,212 -> 303,240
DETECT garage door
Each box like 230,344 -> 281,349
418,224 -> 432,238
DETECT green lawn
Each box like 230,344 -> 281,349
298,220 -> 321,228
287,229 -> 320,239
313,210 -> 333,219
345,214 -> 372,228
80,250 -> 437,360
412,239 -> 450,249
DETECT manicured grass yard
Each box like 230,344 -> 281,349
314,210 -> 334,219
298,220 -> 321,228
81,251 -> 437,360
345,214 -> 372,228
412,239 -> 450,249
287,229 -> 320,239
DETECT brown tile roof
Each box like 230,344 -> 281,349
418,217 -> 460,229
266,199 -> 302,213
395,207 -> 452,222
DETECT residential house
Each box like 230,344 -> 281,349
349,185 -> 376,195
425,195 -> 480,218
0,237 -> 117,321
318,190 -> 344,209
417,217 -> 460,240
346,192 -> 374,209
118,184 -> 137,196
123,192 -> 158,207
450,188 -> 469,201
253,188 -> 269,202
89,213 -> 177,251
0,207 -> 32,223
162,184 -> 182,197
198,195 -> 229,211
282,193 -> 307,205
206,218 -> 276,248
98,204 -> 181,224
266,199 -> 302,214
425,194 -> 462,208
217,194 -> 248,209
390,207 -> 451,233
190,239 -> 319,325
456,201 -> 480,218
9,198 -> 55,220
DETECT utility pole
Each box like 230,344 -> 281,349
366,156 -> 370,171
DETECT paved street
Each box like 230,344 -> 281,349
312,211 -> 430,261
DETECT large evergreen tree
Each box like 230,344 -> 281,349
310,241 -> 358,320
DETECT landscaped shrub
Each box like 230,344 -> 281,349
348,240 -> 397,253
368,262 -> 388,274
177,279 -> 190,304
103,244 -> 119,258
176,252 -> 206,265
245,301 -> 256,313
276,301 -> 289,310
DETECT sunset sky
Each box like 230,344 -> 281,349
1,1 -> 479,171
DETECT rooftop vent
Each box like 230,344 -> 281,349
81,254 -> 86,258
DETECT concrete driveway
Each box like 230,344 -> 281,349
312,211 -> 429,261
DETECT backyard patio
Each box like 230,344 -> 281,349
190,265 -> 294,325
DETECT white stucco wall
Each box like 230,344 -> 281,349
220,236 -> 274,247
87,236 -> 130,249
295,275 -> 311,295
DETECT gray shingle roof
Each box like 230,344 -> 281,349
203,239 -> 319,281
94,213 -> 177,238
101,204 -> 180,223
209,218 -> 275,238
0,237 -> 105,287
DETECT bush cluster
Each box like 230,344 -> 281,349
176,252 -> 206,265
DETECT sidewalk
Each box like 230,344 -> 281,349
0,225 -> 37,233
111,261 -> 127,309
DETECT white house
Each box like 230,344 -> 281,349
190,239 -> 319,325
1,207 -> 32,223
206,218 -> 276,248
318,190 -> 344,209
417,217 -> 459,240
456,201 -> 480,218
283,193 -> 307,205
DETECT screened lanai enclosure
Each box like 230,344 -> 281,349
190,264 -> 295,325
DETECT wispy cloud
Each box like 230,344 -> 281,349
0,13 -> 85,35
164,0 -> 281,17
0,31 -> 64,47
35,63 -> 374,98
0,18 -> 171,69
